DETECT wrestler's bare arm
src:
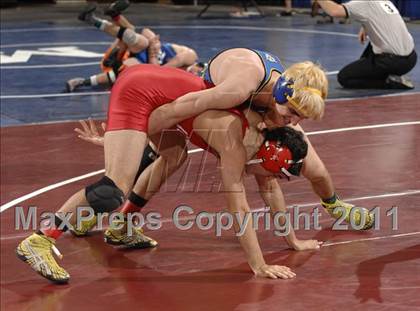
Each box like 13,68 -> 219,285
288,124 -> 334,199
148,69 -> 261,135
203,117 -> 295,279
254,175 -> 322,251
163,44 -> 198,68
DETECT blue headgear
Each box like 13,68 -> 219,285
272,76 -> 294,105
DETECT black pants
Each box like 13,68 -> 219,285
337,43 -> 417,89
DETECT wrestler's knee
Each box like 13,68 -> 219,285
130,34 -> 149,53
117,27 -> 149,52
85,176 -> 125,213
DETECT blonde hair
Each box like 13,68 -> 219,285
283,61 -> 328,120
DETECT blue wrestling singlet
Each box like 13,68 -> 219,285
203,48 -> 285,92
134,43 -> 177,65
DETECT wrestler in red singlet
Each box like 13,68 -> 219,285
107,64 -> 209,132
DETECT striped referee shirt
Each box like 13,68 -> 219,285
343,0 -> 415,56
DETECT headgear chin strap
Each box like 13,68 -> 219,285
247,140 -> 303,179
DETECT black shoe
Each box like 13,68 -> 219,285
280,11 -> 293,17
386,75 -> 414,89
104,0 -> 130,18
78,3 -> 97,22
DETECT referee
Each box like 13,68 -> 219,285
316,0 -> 417,89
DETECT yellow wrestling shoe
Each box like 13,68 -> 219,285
104,219 -> 158,248
321,198 -> 375,230
16,233 -> 70,284
69,215 -> 98,237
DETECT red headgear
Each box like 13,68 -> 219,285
247,140 -> 302,178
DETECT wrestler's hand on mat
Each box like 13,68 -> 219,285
74,119 -> 106,146
291,239 -> 323,251
254,264 -> 296,279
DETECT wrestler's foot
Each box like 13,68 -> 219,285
78,3 -> 97,22
66,77 -> 86,92
386,75 -> 414,89
16,233 -> 69,284
104,220 -> 158,248
70,215 -> 98,236
321,198 -> 375,230
104,0 -> 130,18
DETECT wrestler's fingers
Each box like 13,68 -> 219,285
266,271 -> 278,279
74,128 -> 86,136
273,266 -> 296,279
77,135 -> 93,143
276,271 -> 295,279
79,120 -> 90,133
89,118 -> 99,136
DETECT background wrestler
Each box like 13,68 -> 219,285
67,1 -> 201,92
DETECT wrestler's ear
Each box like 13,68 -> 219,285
257,122 -> 267,131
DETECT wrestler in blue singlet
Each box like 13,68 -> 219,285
203,48 -> 285,93
134,42 -> 177,65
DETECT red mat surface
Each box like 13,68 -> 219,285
1,94 -> 420,311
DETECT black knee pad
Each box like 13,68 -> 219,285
85,176 -> 124,213
134,144 -> 160,181
116,27 -> 127,40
